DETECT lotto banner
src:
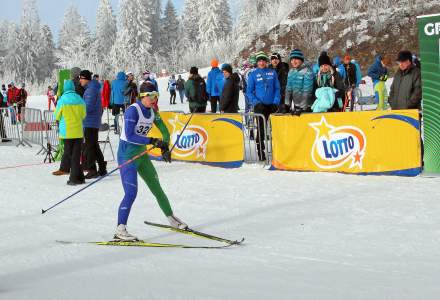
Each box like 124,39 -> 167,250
271,110 -> 422,176
417,14 -> 440,174
148,112 -> 244,168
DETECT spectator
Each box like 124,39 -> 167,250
220,64 -> 240,113
312,52 -> 345,113
0,90 -> 10,142
333,56 -> 347,81
284,49 -> 314,115
79,70 -> 107,179
368,55 -> 389,110
142,70 -> 158,91
242,57 -> 255,118
71,67 -> 85,97
246,51 -> 281,161
167,75 -> 177,105
53,80 -> 87,185
7,82 -> 20,107
1,85 -> 7,107
47,86 -> 56,110
388,50 -> 422,110
206,59 -> 224,113
101,80 -> 111,110
185,67 -> 208,113
342,55 -> 358,111
176,75 -> 186,103
111,71 -> 127,134
125,71 -> 138,105
270,52 -> 289,107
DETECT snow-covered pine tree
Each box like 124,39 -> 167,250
182,0 -> 201,46
136,0 -> 153,68
92,0 -> 117,77
2,23 -> 21,82
198,0 -> 226,46
150,0 -> 162,53
58,5 -> 92,69
17,0 -> 41,83
35,25 -> 55,83
161,0 -> 179,57
219,1 -> 233,40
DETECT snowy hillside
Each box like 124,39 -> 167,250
239,0 -> 440,71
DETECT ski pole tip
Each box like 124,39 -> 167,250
41,209 -> 46,214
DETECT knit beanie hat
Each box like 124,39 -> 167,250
211,59 -> 219,68
289,49 -> 304,62
318,53 -> 332,67
221,63 -> 233,74
270,53 -> 282,61
255,51 -> 269,62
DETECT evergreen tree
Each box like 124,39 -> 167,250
136,0 -> 153,67
58,5 -> 92,68
161,0 -> 179,56
182,0 -> 200,45
3,23 -> 21,81
18,0 -> 41,83
35,25 -> 56,83
150,0 -> 162,53
198,0 -> 226,46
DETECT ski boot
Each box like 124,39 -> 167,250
114,224 -> 138,241
167,215 -> 188,230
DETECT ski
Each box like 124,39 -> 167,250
144,221 -> 245,245
56,240 -> 234,249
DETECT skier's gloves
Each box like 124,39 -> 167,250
162,149 -> 172,163
150,138 -> 168,150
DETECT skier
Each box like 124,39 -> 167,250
114,82 -> 187,241
167,75 -> 177,104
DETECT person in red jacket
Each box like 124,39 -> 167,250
7,83 -> 20,106
47,86 -> 56,110
101,80 -> 111,109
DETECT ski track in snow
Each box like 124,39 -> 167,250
1,73 -> 439,299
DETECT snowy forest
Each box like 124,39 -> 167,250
0,0 -> 298,89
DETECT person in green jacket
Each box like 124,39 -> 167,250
53,80 -> 87,185
185,67 -> 208,113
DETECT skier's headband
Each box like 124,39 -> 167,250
139,91 -> 159,99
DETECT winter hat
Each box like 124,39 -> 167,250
140,81 -> 157,94
190,66 -> 199,75
318,52 -> 332,67
270,53 -> 282,61
255,51 -> 269,62
211,59 -> 219,68
397,50 -> 412,62
70,67 -> 81,80
221,63 -> 233,74
79,70 -> 92,80
289,49 -> 304,62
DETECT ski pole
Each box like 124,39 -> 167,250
42,112 -> 194,215
41,145 -> 156,214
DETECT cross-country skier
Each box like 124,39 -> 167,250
114,83 -> 187,241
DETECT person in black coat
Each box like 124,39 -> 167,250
220,64 -> 240,113
270,53 -> 289,110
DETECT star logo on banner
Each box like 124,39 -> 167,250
310,116 -> 334,140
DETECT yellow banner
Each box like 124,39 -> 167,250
148,112 -> 244,168
271,110 -> 422,176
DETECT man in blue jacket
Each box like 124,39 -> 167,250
246,51 -> 281,161
206,59 -> 224,113
111,71 -> 127,133
80,70 -> 107,179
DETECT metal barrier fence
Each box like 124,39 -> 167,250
239,112 -> 270,165
21,107 -> 46,154
0,107 -> 26,146
43,110 -> 59,148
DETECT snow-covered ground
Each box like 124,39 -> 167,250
2,76 -> 439,300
